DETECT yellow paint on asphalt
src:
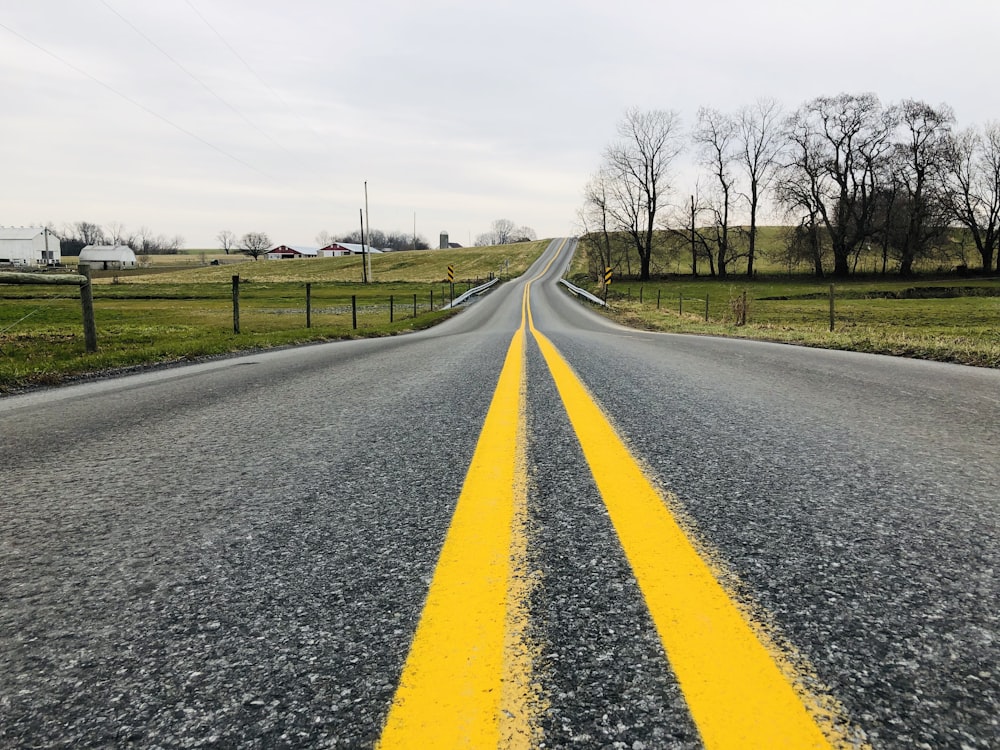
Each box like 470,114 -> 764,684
377,284 -> 540,748
380,237 -> 857,749
526,287 -> 843,750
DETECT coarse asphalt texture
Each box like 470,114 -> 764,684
1,238 -> 997,748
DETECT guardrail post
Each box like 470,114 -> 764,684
79,265 -> 98,353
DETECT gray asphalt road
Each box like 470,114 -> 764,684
2,239 -> 997,748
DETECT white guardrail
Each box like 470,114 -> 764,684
440,277 -> 501,309
441,277 -> 607,310
558,278 -> 607,307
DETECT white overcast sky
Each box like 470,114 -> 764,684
2,0 -> 998,248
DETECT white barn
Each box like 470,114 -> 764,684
0,227 -> 62,266
319,243 -> 384,258
79,245 -> 138,270
266,244 -> 319,260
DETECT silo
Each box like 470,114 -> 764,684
440,231 -> 449,250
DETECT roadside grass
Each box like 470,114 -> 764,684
0,281 -> 457,392
2,241 -> 549,392
90,240 -> 548,285
570,273 -> 1000,368
6,236 -> 998,391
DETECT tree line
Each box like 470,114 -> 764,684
474,219 -> 537,247
52,221 -> 185,256
214,229 -> 434,261
580,95 -> 1000,280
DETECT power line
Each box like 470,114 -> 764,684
182,0 -> 335,157
99,0 -> 290,155
183,0 -> 294,114
0,19 -> 277,181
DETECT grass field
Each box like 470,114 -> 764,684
3,237 -> 999,392
566,269 -> 1000,368
0,242 -> 548,392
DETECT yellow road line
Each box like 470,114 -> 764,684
377,298 -> 539,748
526,289 -> 846,750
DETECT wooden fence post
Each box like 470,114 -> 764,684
829,284 -> 835,332
390,294 -> 394,323
79,265 -> 97,353
306,283 -> 312,328
232,275 -> 240,333
352,295 -> 357,329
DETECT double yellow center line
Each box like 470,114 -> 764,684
378,241 -> 858,749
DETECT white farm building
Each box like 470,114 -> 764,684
79,245 -> 138,270
0,227 -> 61,267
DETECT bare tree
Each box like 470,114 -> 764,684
893,100 -> 954,275
75,221 -> 106,246
514,226 -> 537,242
783,93 -> 897,277
737,98 -> 784,276
943,122 -> 1000,272
474,218 -> 521,246
579,169 -> 629,284
218,230 -> 236,255
240,231 -> 271,261
775,118 -> 828,277
492,219 -> 517,244
663,187 -> 715,276
105,221 -> 129,246
693,107 -> 740,277
603,108 -> 684,280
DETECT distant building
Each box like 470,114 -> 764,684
267,245 -> 318,260
0,226 -> 61,266
318,243 -> 384,258
78,245 -> 137,270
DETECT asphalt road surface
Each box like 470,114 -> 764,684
1,239 -> 997,748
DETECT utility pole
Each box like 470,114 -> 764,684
364,181 -> 372,282
359,208 -> 368,284
691,195 -> 698,277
